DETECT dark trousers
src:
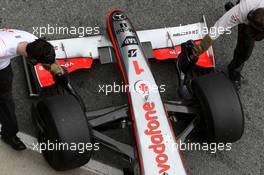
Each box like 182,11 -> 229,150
228,24 -> 255,72
0,64 -> 18,138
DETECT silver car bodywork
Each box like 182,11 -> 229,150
107,10 -> 186,175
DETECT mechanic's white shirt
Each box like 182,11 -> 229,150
210,0 -> 264,40
0,29 -> 37,70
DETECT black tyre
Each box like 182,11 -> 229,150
32,95 -> 92,171
191,72 -> 244,143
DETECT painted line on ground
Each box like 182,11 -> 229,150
0,125 -> 123,175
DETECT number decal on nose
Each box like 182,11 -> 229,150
133,60 -> 144,75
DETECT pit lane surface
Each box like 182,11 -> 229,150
0,0 -> 263,174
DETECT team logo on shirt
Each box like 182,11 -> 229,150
231,15 -> 240,23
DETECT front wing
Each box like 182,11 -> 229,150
23,16 -> 215,96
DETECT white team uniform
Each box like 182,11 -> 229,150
0,29 -> 37,70
210,0 -> 264,40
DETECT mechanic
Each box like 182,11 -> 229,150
193,0 -> 264,89
0,29 -> 67,150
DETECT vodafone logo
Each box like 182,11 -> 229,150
134,80 -> 150,95
60,62 -> 74,68
37,62 -> 74,72
38,65 -> 45,71
143,102 -> 170,174
169,50 -> 180,55
169,50 -> 177,55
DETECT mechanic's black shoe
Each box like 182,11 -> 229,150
228,69 -> 242,90
225,2 -> 235,11
2,136 -> 26,151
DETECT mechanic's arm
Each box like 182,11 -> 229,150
193,4 -> 243,56
16,38 -> 69,86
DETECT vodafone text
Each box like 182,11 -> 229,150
143,102 -> 170,174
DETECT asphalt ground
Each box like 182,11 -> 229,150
0,0 -> 263,174
0,138 -> 97,175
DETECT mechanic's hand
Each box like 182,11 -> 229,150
193,34 -> 214,56
53,70 -> 69,88
43,62 -> 69,87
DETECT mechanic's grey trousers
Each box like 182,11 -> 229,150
0,64 -> 19,138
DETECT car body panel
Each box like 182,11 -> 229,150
107,10 -> 187,175
33,17 -> 214,88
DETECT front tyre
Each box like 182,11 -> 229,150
191,72 -> 244,143
32,95 -> 92,171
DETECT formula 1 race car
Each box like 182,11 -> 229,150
23,10 -> 244,175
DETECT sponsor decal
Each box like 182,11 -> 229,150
173,29 -> 198,37
112,12 -> 127,21
54,45 -> 64,51
128,49 -> 138,57
231,15 -> 240,23
121,36 -> 138,47
169,50 -> 177,55
120,23 -> 128,28
60,62 -> 74,68
143,102 -> 170,174
133,60 -> 144,75
134,80 -> 149,95
116,22 -> 134,34
38,62 -> 75,71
